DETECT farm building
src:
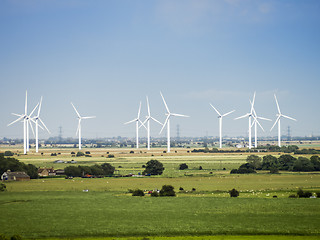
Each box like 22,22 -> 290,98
38,167 -> 56,177
1,170 -> 30,181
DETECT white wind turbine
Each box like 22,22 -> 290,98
235,92 -> 256,149
32,97 -> 51,153
209,104 -> 234,149
141,96 -> 163,150
270,94 -> 297,147
159,92 -> 189,153
8,91 -> 37,154
124,101 -> 146,149
249,99 -> 271,148
71,102 -> 96,150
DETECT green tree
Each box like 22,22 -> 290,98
64,166 -> 82,177
246,155 -> 262,169
76,152 -> 85,157
4,151 -> 14,156
159,185 -> 176,197
101,163 -> 115,176
179,163 -> 188,170
262,155 -> 279,170
310,155 -> 320,171
229,188 -> 239,197
132,189 -> 144,196
278,154 -> 296,170
144,160 -> 164,175
293,157 -> 314,172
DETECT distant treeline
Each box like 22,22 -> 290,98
64,163 -> 115,177
231,154 -> 320,174
192,145 -> 320,154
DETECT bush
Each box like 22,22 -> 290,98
297,189 -> 313,198
130,151 -> 134,154
107,154 -> 115,158
132,189 -> 145,196
159,185 -> 176,197
0,183 -> 6,192
150,191 -> 159,197
315,192 -> 320,198
85,151 -> 91,154
270,167 -> 279,174
4,151 -> 14,156
76,152 -> 85,157
0,234 -> 8,240
179,163 -> 188,170
51,153 -> 57,156
288,194 -> 297,198
10,235 -> 22,240
229,188 -> 239,197
179,187 -> 184,191
71,151 -> 75,155
199,166 -> 203,170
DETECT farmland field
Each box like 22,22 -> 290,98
1,146 -> 320,239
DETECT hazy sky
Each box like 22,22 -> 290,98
1,0 -> 319,139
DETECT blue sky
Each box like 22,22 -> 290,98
0,0 -> 319,139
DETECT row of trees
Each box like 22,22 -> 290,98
0,154 -> 38,179
231,154 -> 320,174
64,163 -> 115,177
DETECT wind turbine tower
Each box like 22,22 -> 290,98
141,96 -> 162,150
270,94 -> 297,147
71,102 -> 96,150
209,104 -> 235,148
124,102 -> 146,149
159,92 -> 189,153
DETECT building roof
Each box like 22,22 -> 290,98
4,171 -> 30,178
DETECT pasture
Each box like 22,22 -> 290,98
1,146 -> 320,239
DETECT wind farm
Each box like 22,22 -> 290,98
1,1 -> 319,240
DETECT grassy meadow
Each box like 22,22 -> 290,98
1,146 -> 320,239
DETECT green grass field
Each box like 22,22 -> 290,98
1,147 -> 320,239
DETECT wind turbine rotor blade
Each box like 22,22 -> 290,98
25,90 -> 28,115
250,92 -> 256,114
81,116 -> 96,119
7,116 -> 24,126
124,119 -> 137,125
28,120 -> 35,137
12,113 -> 23,117
76,120 -> 81,136
141,117 -> 148,126
37,96 -> 43,117
160,91 -> 170,113
274,94 -> 281,114
137,101 -> 142,119
39,118 -> 50,133
270,115 -> 281,131
159,115 -> 170,134
282,114 -> 297,121
255,118 -> 265,132
139,119 -> 147,130
171,113 -> 189,117
257,116 -> 272,121
150,116 -> 163,125
209,103 -> 221,116
222,110 -> 235,117
71,102 -> 81,118
235,113 -> 249,120
29,103 -> 39,117
146,96 -> 150,116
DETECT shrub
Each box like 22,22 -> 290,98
107,154 -> 114,158
315,192 -> 320,198
270,167 -> 279,174
132,189 -> 145,196
289,194 -> 297,198
159,185 -> 176,197
179,163 -> 188,170
179,187 -> 184,191
150,191 -> 159,197
297,189 -> 313,198
0,234 -> 8,240
199,166 -> 203,170
130,151 -> 134,154
229,188 -> 239,197
51,153 -> 57,156
10,235 -> 22,240
0,183 -> 6,192
76,152 -> 85,157
71,151 -> 75,154
192,188 -> 196,191
128,189 -> 134,193
85,151 -> 91,154
4,151 -> 14,156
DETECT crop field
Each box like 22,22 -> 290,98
1,146 -> 320,239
